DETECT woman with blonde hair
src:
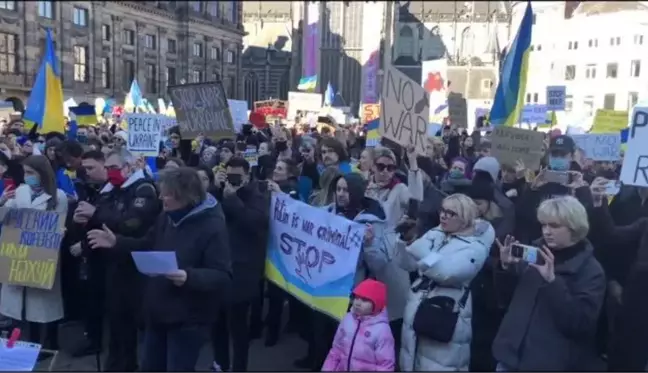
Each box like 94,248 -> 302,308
309,166 -> 342,206
397,193 -> 494,371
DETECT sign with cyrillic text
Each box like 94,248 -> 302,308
168,82 -> 235,139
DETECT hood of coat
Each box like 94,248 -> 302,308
441,218 -> 495,249
169,193 -> 219,227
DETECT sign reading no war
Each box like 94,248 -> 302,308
570,134 -> 621,161
0,208 -> 66,290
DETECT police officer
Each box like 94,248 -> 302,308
73,148 -> 160,371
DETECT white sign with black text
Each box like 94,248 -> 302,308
126,114 -> 163,157
620,107 -> 648,187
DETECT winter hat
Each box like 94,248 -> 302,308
466,179 -> 495,202
352,279 -> 387,313
473,156 -> 500,183
114,131 -> 128,142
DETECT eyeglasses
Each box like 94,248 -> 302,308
375,163 -> 397,172
439,207 -> 458,218
300,148 -> 312,153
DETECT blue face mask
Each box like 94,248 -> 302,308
448,169 -> 465,179
37,143 -> 45,152
24,175 -> 41,188
549,156 -> 570,171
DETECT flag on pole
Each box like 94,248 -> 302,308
23,29 -> 64,134
68,105 -> 97,126
324,82 -> 334,106
158,98 -> 167,115
489,1 -> 533,127
297,76 -> 317,91
124,79 -> 144,112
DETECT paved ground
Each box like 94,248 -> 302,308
35,321 -> 308,372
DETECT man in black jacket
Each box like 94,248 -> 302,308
212,156 -> 269,372
73,149 -> 161,371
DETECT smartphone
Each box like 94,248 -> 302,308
511,244 -> 545,265
3,178 -> 15,191
544,170 -> 569,184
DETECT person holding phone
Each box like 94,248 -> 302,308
492,196 -> 605,371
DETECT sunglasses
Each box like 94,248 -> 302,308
375,163 -> 397,172
439,207 -> 458,218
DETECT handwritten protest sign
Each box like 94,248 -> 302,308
620,107 -> 648,187
288,92 -> 322,119
546,86 -> 566,111
570,134 -> 620,161
380,65 -> 429,155
125,114 -> 162,157
592,109 -> 628,133
520,104 -> 548,123
361,104 -> 380,124
265,192 -> 365,320
491,126 -> 545,169
0,208 -> 65,290
227,99 -> 249,134
168,82 -> 234,139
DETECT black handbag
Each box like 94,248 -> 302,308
412,281 -> 470,343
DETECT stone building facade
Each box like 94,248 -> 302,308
0,1 -> 244,111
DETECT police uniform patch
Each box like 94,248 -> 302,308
134,198 -> 146,208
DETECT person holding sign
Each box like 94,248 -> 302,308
87,167 -> 232,372
0,155 -> 68,351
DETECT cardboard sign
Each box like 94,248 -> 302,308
227,99 -> 249,134
167,82 -> 235,139
288,92 -> 322,119
126,114 -> 162,157
0,208 -> 66,290
447,94 -> 468,128
546,86 -> 566,111
570,134 -> 621,161
361,104 -> 380,124
620,107 -> 648,187
520,104 -> 548,123
380,65 -> 429,155
491,126 -> 545,169
592,109 -> 628,133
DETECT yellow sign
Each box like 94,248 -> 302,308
592,109 -> 628,133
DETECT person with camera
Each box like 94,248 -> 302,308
211,156 -> 269,372
492,195 -> 605,371
396,193 -> 494,371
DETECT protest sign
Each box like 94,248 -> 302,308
227,99 -> 249,134
0,208 -> 66,290
546,86 -> 566,111
520,104 -> 548,123
570,134 -> 620,161
265,192 -> 365,320
592,109 -> 628,133
125,114 -> 162,157
491,126 -> 545,169
620,107 -> 648,187
253,100 -> 287,119
244,148 -> 258,167
380,65 -> 429,155
288,92 -> 323,119
167,82 -> 234,139
0,102 -> 13,121
361,104 -> 380,124
447,93 -> 468,128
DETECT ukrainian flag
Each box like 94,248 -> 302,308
23,29 -> 64,134
124,79 -> 144,112
68,105 -> 97,126
166,103 -> 176,117
489,1 -> 533,127
157,98 -> 167,115
297,76 -> 317,91
365,118 -> 380,147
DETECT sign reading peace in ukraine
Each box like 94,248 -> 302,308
265,192 -> 365,320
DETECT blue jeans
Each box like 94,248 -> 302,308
141,323 -> 209,372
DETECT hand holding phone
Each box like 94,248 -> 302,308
511,243 -> 545,266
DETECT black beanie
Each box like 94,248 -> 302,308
466,179 -> 495,202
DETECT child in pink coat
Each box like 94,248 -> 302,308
322,279 -> 396,371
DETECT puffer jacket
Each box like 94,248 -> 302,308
396,220 -> 495,371
322,280 -> 395,371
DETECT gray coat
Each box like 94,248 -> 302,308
492,240 -> 605,371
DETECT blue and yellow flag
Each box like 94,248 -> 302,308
297,76 -> 317,91
489,1 -> 533,127
124,79 -> 144,112
23,29 -> 64,134
68,105 -> 97,126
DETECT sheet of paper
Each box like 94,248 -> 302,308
131,251 -> 178,275
0,339 -> 42,371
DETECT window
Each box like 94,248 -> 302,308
631,60 -> 641,77
38,1 -> 53,18
628,92 -> 639,110
587,39 -> 599,48
565,65 -> 576,80
101,57 -> 110,88
166,67 -> 176,86
167,39 -> 176,54
193,42 -> 203,57
568,41 -> 578,50
536,44 -> 542,52
603,94 -> 615,110
565,94 -> 573,112
191,1 -> 201,12
532,13 -> 536,25
585,64 -> 597,79
102,24 -> 110,41
480,79 -> 492,91
606,63 -> 618,79
0,32 -> 18,73
192,69 -> 202,83
227,76 -> 235,98
73,7 -> 88,27
634,35 -> 644,45
610,37 -> 621,46
145,34 -> 156,50
73,45 -> 88,82
210,46 -> 220,60
212,71 -> 220,82
525,93 -> 531,103
398,26 -> 415,58
0,1 -> 16,10
583,96 -> 595,117
124,29 -> 135,46
226,50 -> 234,64
123,60 -> 135,89
532,93 -> 539,103
146,64 -> 157,93
207,2 -> 219,16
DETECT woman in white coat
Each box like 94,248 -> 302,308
0,155 -> 68,350
397,193 -> 494,371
